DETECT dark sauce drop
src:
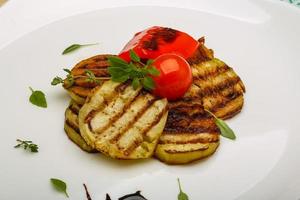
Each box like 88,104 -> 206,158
119,191 -> 148,200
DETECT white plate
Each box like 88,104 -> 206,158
1,1 -> 300,200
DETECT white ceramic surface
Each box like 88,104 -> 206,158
0,1 -> 300,200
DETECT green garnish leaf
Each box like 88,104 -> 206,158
51,68 -> 74,87
132,77 -> 140,90
215,118 -> 236,140
142,76 -> 155,90
85,70 -> 100,84
14,139 -> 39,153
147,66 -> 160,76
177,178 -> 189,200
129,49 -> 140,62
51,76 -> 64,85
146,59 -> 154,66
50,178 -> 69,198
107,50 -> 159,90
62,43 -> 98,55
205,109 -> 236,140
63,68 -> 72,74
29,87 -> 47,108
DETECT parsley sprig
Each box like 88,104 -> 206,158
14,139 -> 39,153
108,50 -> 160,90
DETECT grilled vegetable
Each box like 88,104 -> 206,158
64,102 -> 96,152
78,80 -> 168,159
119,26 -> 199,62
191,58 -> 245,119
155,84 -> 220,164
63,54 -> 112,105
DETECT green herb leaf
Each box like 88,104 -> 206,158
142,76 -> 155,90
50,178 -> 69,198
129,49 -> 140,62
215,118 -> 236,140
147,67 -> 160,76
132,78 -> 140,90
62,43 -> 98,55
177,178 -> 189,200
51,76 -> 64,85
146,59 -> 154,66
14,139 -> 39,153
107,50 -> 159,91
29,87 -> 47,108
205,109 -> 236,140
85,70 -> 100,84
108,56 -> 129,68
63,68 -> 72,74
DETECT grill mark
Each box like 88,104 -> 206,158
69,105 -> 80,115
123,105 -> 167,156
214,99 -> 244,120
158,135 -> 219,144
72,68 -> 109,77
165,110 -> 216,129
109,95 -> 157,144
84,83 -> 122,124
115,81 -> 131,93
208,93 -> 243,112
69,86 -> 91,98
65,119 -> 80,133
193,65 -> 230,80
85,109 -> 99,123
93,89 -> 143,137
187,37 -> 214,65
164,145 -> 209,154
195,76 -> 241,97
73,54 -> 113,69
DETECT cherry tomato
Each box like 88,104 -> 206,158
152,54 -> 192,100
119,26 -> 199,62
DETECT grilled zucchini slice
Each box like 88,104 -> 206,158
64,102 -> 96,152
78,80 -> 168,159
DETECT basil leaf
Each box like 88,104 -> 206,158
132,78 -> 140,90
107,50 -> 158,91
111,74 -> 129,83
108,56 -> 129,68
51,76 -> 64,85
142,76 -> 155,90
29,87 -> 47,108
215,118 -> 236,140
146,59 -> 154,66
177,178 -> 189,200
50,178 -> 69,198
62,43 -> 98,55
63,68 -> 72,74
129,49 -> 140,62
205,109 -> 236,140
147,67 -> 160,76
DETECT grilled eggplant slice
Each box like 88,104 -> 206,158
155,84 -> 220,164
63,54 -> 112,105
78,80 -> 168,159
64,102 -> 96,152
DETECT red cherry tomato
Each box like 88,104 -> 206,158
119,26 -> 199,62
152,54 -> 192,100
